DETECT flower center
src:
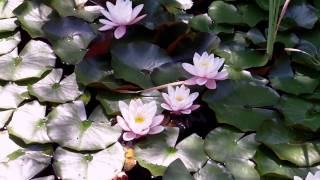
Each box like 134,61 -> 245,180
200,60 -> 211,68
175,95 -> 184,102
135,116 -> 145,123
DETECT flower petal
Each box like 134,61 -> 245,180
161,103 -> 172,111
131,4 -> 144,20
182,63 -> 198,76
98,24 -> 114,31
117,116 -> 130,131
181,109 -> 192,114
150,115 -> 164,128
114,26 -> 127,39
214,70 -> 228,80
184,77 -> 198,85
148,126 -> 164,134
205,79 -> 217,89
191,104 -> 200,110
196,77 -> 207,85
123,132 -> 137,141
129,14 -> 146,25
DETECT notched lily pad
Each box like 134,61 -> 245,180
47,101 -> 122,151
0,31 -> 20,55
29,68 -> 81,103
0,83 -> 28,109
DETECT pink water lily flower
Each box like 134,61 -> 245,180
99,0 -> 146,39
182,52 -> 228,89
117,99 -> 164,141
161,85 -> 200,115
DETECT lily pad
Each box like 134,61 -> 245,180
111,42 -> 172,88
14,0 -> 54,38
135,127 -> 208,176
29,68 -> 81,103
0,31 -> 20,55
202,80 -> 279,131
0,83 -> 28,109
0,40 -> 56,81
0,18 -> 18,32
193,160 -> 233,180
7,101 -> 51,144
43,16 -> 96,65
0,109 -> 13,128
45,0 -> 103,22
163,159 -> 193,180
0,0 -> 23,19
0,131 -> 52,180
47,101 -> 122,151
53,142 -> 125,180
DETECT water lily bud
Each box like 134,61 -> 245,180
117,99 -> 164,141
99,0 -> 146,39
161,85 -> 200,115
182,52 -> 228,89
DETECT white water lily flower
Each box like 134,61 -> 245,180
176,0 -> 193,10
161,85 -> 200,114
117,99 -> 164,141
182,52 -> 229,89
294,171 -> 320,180
99,0 -> 146,39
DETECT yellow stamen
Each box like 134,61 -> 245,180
200,60 -> 211,68
135,116 -> 145,123
175,95 -> 184,102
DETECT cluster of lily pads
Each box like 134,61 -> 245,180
1,0 -> 320,179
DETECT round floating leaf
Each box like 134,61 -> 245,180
163,159 -> 193,180
0,18 -> 18,32
29,69 -> 81,103
0,131 -> 53,180
135,128 -> 207,176
43,16 -> 96,65
7,101 -> 51,144
269,57 -> 319,95
75,56 -> 123,89
150,62 -> 189,86
254,147 -> 318,179
111,42 -> 172,88
0,0 -> 23,19
0,109 -> 13,128
204,127 -> 259,162
45,0 -> 103,22
47,101 -> 122,151
281,2 -> 318,29
202,80 -> 280,131
0,31 -> 20,55
0,83 -> 28,109
208,1 -> 266,27
256,120 -> 320,166
189,14 -> 212,33
279,95 -> 320,131
53,142 -> 125,180
194,160 -> 233,180
225,158 -> 260,180
14,0 -> 54,38
0,40 -> 56,81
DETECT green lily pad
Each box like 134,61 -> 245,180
269,57 -> 319,95
29,68 -> 81,103
14,0 -> 54,38
0,40 -> 56,81
204,127 -> 259,162
254,147 -> 319,179
225,158 -> 260,180
208,1 -> 266,27
0,109 -> 13,128
291,40 -> 320,71
0,131 -> 52,180
75,56 -> 123,89
150,62 -> 189,86
0,83 -> 28,109
111,42 -> 172,88
202,80 -> 279,131
0,31 -> 20,55
53,142 -> 125,180
7,101 -> 51,144
279,95 -> 320,131
135,127 -> 208,176
163,159 -> 193,180
193,160 -> 233,180
47,101 -> 122,151
45,0 -> 103,22
256,120 -> 320,166
189,14 -> 212,33
43,16 -> 96,65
